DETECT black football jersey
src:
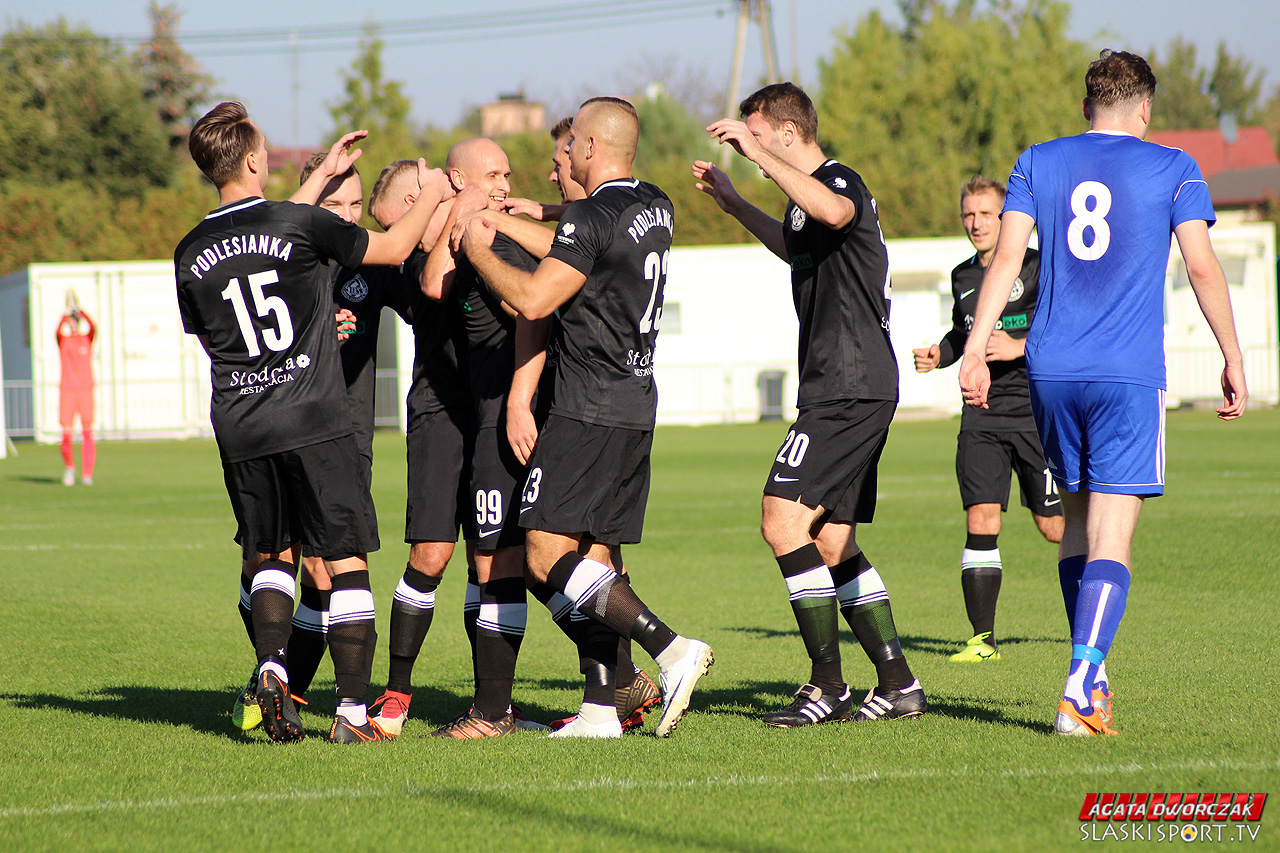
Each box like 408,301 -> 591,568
936,250 -> 1041,431
403,250 -> 470,423
332,261 -> 415,444
175,197 -> 368,462
783,161 -> 897,406
456,233 -> 540,428
545,179 -> 673,430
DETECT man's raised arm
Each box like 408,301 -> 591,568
362,160 -> 453,266
458,216 -> 585,320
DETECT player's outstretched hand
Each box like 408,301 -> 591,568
454,186 -> 489,217
706,118 -> 761,162
1217,361 -> 1248,420
417,160 -> 454,201
335,308 -> 357,341
506,404 -> 539,466
912,344 -> 941,373
958,352 -> 990,409
500,197 -> 546,220
320,130 -> 369,178
456,214 -> 497,255
692,160 -> 743,213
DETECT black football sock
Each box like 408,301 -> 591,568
327,570 -> 376,707
580,619 -> 620,709
547,554 -> 679,662
472,576 -> 527,721
286,582 -> 329,695
387,564 -> 440,694
960,532 -> 1001,643
777,543 -> 843,694
238,571 -> 256,648
612,574 -> 638,690
250,560 -> 296,669
832,553 -> 914,693
463,567 -> 481,684
530,580 -> 590,647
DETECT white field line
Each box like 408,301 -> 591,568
2,757 -> 1276,820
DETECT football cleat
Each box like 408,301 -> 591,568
948,632 -> 1001,662
616,670 -> 662,731
255,669 -> 306,743
510,704 -> 550,732
851,679 -> 927,723
428,707 -> 516,739
762,683 -> 853,728
370,689 -> 412,737
62,468 -> 75,487
329,715 -> 391,744
1092,686 -> 1114,726
1055,698 -> 1119,737
547,713 -> 623,739
81,476 -> 93,486
230,673 -> 262,731
655,639 -> 715,738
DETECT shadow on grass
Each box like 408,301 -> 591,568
724,625 -> 1061,656
923,692 -> 1055,735
7,475 -> 64,486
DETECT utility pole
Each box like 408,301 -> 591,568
721,0 -> 783,167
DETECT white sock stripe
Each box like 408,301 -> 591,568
476,602 -> 528,635
291,603 -> 325,632
541,592 -> 575,621
1086,584 -> 1111,647
835,567 -> 886,605
329,588 -> 376,624
464,583 -> 481,608
563,558 -> 615,607
840,589 -> 889,608
393,578 -> 436,609
960,548 -> 1002,568
250,569 -> 295,599
239,586 -> 251,609
783,565 -> 836,599
569,610 -> 590,622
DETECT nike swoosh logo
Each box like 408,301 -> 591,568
773,474 -> 799,483
1043,497 -> 1061,507
519,506 -> 534,513
478,528 -> 502,538
961,289 -> 976,299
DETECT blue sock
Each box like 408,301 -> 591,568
1058,555 -> 1087,633
1064,560 -> 1129,713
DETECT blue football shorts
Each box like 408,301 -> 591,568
1029,380 -> 1165,496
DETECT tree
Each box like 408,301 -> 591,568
327,21 -> 416,200
1149,37 -> 1217,130
133,1 -> 215,151
817,0 -> 1089,238
0,20 -> 171,196
1209,43 -> 1263,125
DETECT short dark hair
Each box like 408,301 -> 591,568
299,151 -> 358,186
1085,49 -> 1157,111
189,102 -> 262,187
961,175 -> 1006,205
368,160 -> 418,226
739,82 -> 817,143
550,116 -> 573,141
579,96 -> 637,118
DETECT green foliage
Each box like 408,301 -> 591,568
1209,42 -> 1264,125
816,1 -> 1089,239
0,20 -> 172,197
132,2 -> 215,151
1148,37 -> 1218,131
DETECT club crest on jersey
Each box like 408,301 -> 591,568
556,222 -> 576,245
341,275 -> 369,303
1008,278 -> 1024,302
790,207 -> 806,231
831,177 -> 847,189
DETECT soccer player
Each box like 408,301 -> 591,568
175,102 -> 451,743
457,97 -> 713,738
360,159 -> 476,737
692,82 -> 925,727
56,291 -> 96,486
959,51 -> 1247,736
912,176 -> 1064,662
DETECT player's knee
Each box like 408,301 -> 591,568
408,541 -> 452,578
1036,515 -> 1065,544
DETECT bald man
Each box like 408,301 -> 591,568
458,97 -> 713,739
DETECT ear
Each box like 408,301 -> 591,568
1138,97 -> 1152,126
781,120 -> 797,146
448,168 -> 464,190
1081,98 -> 1092,122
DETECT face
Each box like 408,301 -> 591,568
550,134 -> 585,202
567,113 -> 590,188
456,144 -> 511,209
961,190 -> 1003,254
743,112 -> 785,177
318,173 -> 364,224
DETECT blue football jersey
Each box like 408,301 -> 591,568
1003,131 -> 1214,388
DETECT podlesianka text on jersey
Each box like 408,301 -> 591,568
187,234 -> 294,280
626,206 -> 673,244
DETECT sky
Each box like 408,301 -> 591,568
2,0 -> 1277,149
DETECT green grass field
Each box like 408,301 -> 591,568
1,410 -> 1278,851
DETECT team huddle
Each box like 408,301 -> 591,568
175,49 -> 1246,744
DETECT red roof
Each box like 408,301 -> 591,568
1148,127 -> 1278,178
